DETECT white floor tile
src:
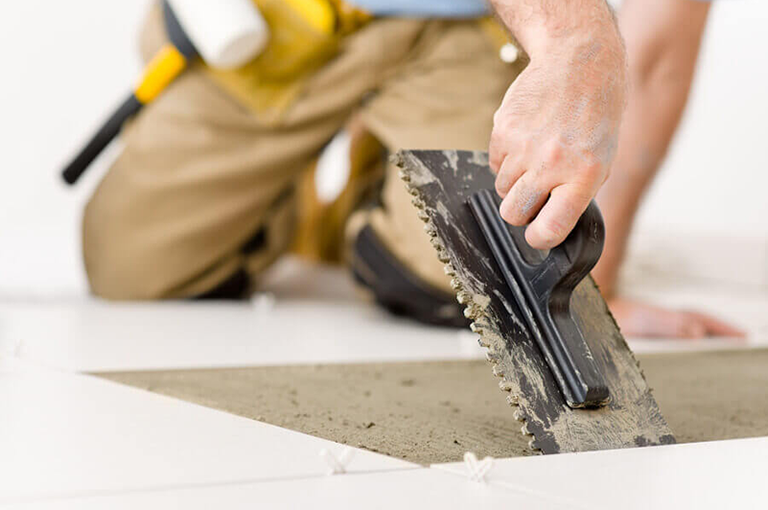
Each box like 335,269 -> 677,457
5,292 -> 761,369
3,257 -> 766,371
0,298 -> 481,372
0,260 -> 482,372
433,437 -> 768,510
2,468 -> 579,510
0,361 -> 414,504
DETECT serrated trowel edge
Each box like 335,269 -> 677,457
394,152 -> 542,453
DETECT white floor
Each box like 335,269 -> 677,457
0,359 -> 414,504
1,258 -> 766,508
2,259 -> 765,372
434,437 -> 768,510
0,298 -> 484,372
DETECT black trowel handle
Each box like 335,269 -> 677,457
552,201 -> 605,291
468,190 -> 609,409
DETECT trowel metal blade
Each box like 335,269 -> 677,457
396,149 -> 675,454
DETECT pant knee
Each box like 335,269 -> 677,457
82,196 -> 164,300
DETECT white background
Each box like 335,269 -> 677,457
0,0 -> 766,296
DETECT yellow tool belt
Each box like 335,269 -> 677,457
205,0 -> 371,123
203,0 -> 520,124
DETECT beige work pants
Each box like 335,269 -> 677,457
83,6 -> 524,299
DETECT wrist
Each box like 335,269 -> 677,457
494,0 -> 624,67
531,18 -> 626,78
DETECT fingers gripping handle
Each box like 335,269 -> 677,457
468,190 -> 609,409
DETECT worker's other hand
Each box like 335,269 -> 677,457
489,11 -> 627,250
608,297 -> 746,340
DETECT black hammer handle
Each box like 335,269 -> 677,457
61,94 -> 143,185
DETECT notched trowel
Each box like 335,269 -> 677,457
395,149 -> 675,454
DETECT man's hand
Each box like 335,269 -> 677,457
489,0 -> 627,249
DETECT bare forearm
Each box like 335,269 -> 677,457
612,0 -> 709,195
594,0 -> 710,297
598,75 -> 692,226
